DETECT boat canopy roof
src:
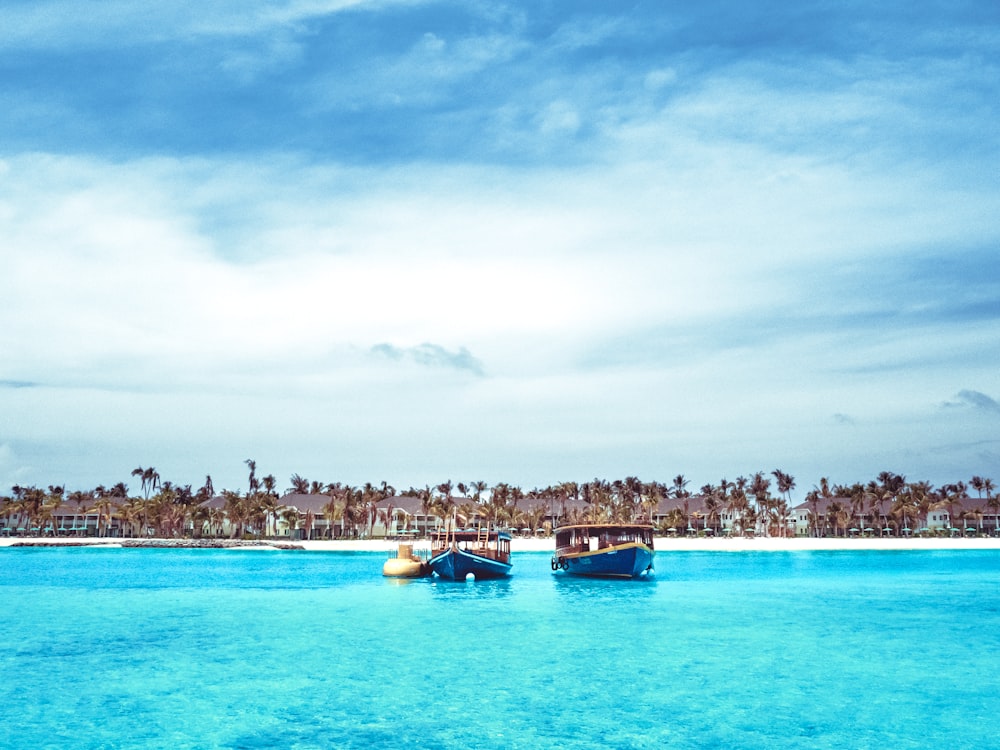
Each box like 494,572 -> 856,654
553,524 -> 654,533
554,524 -> 654,548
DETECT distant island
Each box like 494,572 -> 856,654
2,462 -> 997,542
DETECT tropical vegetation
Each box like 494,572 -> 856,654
1,461 -> 997,540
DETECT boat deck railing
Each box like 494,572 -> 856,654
430,525 -> 511,563
388,543 -> 430,561
557,537 -> 650,555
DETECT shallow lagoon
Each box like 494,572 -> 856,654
1,549 -> 997,749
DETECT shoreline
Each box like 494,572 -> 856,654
3,536 -> 1000,552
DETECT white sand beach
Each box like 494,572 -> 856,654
3,536 -> 999,552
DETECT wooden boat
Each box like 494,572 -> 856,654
551,524 -> 655,578
428,526 -> 512,580
382,542 -> 431,578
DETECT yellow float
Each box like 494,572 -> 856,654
382,542 -> 430,578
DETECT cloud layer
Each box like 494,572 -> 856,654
1,1 -> 998,493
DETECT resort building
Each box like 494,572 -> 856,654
787,496 -> 999,537
2,485 -> 998,540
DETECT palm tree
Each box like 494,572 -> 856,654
903,481 -> 934,533
642,481 -> 665,525
288,474 -> 310,495
322,492 -> 341,539
358,482 -> 381,538
433,480 -> 456,531
470,480 -> 489,504
873,472 -> 906,534
482,483 -> 505,527
671,475 -> 690,501
620,476 -> 642,522
700,489 -> 720,534
208,506 -> 226,538
811,477 -> 834,537
890,491 -> 917,535
258,491 -> 282,539
341,486 -> 361,538
93,488 -> 116,538
114,497 -> 138,538
727,484 -> 750,536
379,500 -> 398,537
863,482 -> 888,535
190,504 -> 211,539
223,489 -> 248,538
0,492 -> 13,533
41,485 -> 64,536
261,473 -> 276,496
160,501 -> 184,538
827,501 -> 849,537
940,483 -> 967,532
773,471 -> 795,535
659,507 -> 687,534
131,466 -> 160,536
586,480 -> 613,523
150,481 -> 179,537
378,482 -> 390,521
11,485 -> 47,535
772,500 -> 792,537
244,459 -> 258,495
302,510 -> 316,540
970,476 -> 985,499
280,507 -> 300,538
5,484 -> 24,531
962,507 -> 983,534
749,472 -> 771,535
969,476 -> 1000,533
986,483 -> 1000,536
849,485 -> 867,535
413,486 -> 433,535
772,470 -> 796,505
802,489 -> 817,537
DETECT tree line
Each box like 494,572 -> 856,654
1,461 -> 996,538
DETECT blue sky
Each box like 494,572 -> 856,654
1,1 -> 998,498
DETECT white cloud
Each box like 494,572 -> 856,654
547,14 -> 630,53
537,101 -> 581,135
2,136 -> 995,393
3,3 -> 999,495
644,68 -> 677,91
2,71 -> 998,489
0,442 -> 32,488
304,28 -> 528,111
0,0 -> 412,49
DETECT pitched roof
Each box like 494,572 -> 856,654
279,493 -> 337,514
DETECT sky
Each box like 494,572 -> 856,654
1,0 -> 999,499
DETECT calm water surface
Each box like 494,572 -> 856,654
1,549 -> 997,749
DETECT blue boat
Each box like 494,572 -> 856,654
429,527 -> 512,580
551,524 -> 655,578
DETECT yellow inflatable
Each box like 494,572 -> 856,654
382,543 -> 430,578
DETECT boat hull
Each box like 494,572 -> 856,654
429,547 -> 512,580
554,543 -> 654,578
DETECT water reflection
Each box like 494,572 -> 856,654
550,571 -> 658,602
428,575 -> 514,600
382,576 -> 424,587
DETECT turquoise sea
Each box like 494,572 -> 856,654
1,548 -> 998,750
